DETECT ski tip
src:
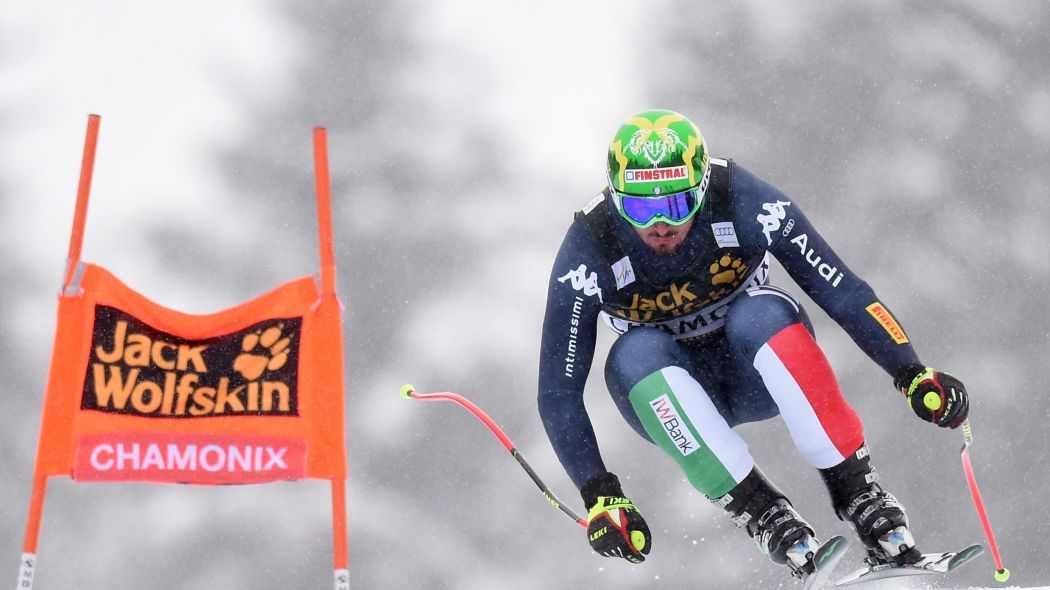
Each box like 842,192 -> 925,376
994,567 -> 1011,583
400,384 -> 416,399
816,535 -> 848,566
948,544 -> 984,571
802,536 -> 849,590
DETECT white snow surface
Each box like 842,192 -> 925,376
847,585 -> 1037,590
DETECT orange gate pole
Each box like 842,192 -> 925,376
313,127 -> 349,590
18,113 -> 101,590
314,128 -> 337,298
63,114 -> 100,292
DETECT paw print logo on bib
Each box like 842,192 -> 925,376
233,325 -> 291,381
710,255 -> 745,286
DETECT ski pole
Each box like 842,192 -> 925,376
958,420 -> 1010,582
400,384 -> 587,528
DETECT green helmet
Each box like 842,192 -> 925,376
607,109 -> 710,198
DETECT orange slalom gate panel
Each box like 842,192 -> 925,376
34,262 -> 347,485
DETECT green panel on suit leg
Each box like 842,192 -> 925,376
629,369 -> 737,498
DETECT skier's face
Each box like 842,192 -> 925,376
633,217 -> 694,255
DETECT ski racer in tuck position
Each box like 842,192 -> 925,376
537,109 -> 969,580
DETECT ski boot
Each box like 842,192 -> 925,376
820,443 -> 922,567
716,468 -> 830,580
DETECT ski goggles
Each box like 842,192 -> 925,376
613,188 -> 702,228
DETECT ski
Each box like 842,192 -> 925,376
802,535 -> 849,590
835,544 -> 984,586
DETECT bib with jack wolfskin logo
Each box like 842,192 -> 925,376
577,159 -> 769,342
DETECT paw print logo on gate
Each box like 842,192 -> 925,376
233,325 -> 291,381
710,255 -> 746,286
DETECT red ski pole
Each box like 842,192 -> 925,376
400,384 -> 586,528
958,420 -> 1010,582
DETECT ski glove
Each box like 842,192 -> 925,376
581,472 -> 652,564
894,364 -> 969,429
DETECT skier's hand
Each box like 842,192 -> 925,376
581,472 -> 652,563
895,365 -> 969,429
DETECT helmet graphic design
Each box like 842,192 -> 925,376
607,109 -> 710,198
626,125 -> 684,168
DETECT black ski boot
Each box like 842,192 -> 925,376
820,443 -> 921,566
715,468 -> 823,578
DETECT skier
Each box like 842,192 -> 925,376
537,109 -> 969,580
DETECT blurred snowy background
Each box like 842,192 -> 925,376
2,1 -> 1048,588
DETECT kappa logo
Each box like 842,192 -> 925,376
757,200 -> 791,245
558,264 -> 603,302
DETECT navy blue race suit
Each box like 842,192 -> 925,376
538,158 -> 921,490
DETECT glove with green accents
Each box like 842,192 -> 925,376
894,364 -> 969,429
581,472 -> 652,564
